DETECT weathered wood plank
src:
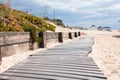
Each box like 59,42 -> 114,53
0,36 -> 107,80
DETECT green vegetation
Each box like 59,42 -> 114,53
43,17 -> 65,27
0,4 -> 56,42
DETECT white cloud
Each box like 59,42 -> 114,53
105,3 -> 120,10
31,0 -> 120,18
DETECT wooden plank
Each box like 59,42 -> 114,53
0,36 -> 107,80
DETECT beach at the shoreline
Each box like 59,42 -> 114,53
83,30 -> 120,80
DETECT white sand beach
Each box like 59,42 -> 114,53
82,30 -> 120,80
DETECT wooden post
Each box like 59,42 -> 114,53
58,32 -> 63,42
38,32 -> 46,48
69,32 -> 72,39
74,32 -> 77,38
78,32 -> 81,36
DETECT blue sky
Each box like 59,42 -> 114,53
11,0 -> 120,29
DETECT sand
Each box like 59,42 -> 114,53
82,30 -> 120,80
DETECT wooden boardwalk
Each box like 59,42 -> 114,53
0,36 -> 107,80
